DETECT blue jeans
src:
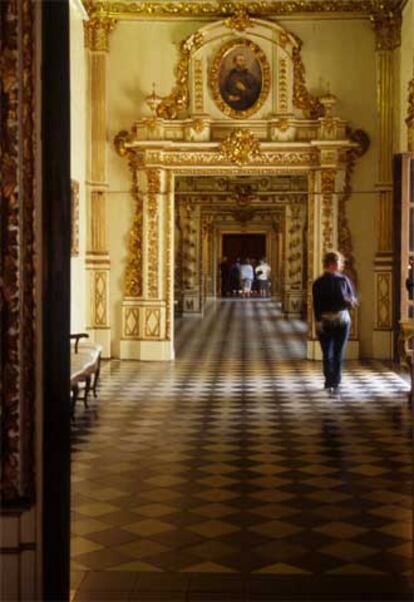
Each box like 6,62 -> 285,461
318,319 -> 351,387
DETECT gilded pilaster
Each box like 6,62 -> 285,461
84,15 -> 116,357
120,167 -> 175,361
201,214 -> 215,299
179,202 -> 202,313
307,168 -> 330,359
283,204 -> 306,317
307,159 -> 359,359
372,10 -> 401,358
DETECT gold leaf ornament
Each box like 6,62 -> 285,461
219,130 -> 262,165
224,7 -> 253,32
156,32 -> 204,120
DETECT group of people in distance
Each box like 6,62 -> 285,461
220,256 -> 271,298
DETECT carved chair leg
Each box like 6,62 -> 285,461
93,361 -> 101,398
84,376 -> 91,408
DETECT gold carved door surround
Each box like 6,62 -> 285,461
114,15 -> 368,361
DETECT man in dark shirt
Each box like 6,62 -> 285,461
312,251 -> 357,394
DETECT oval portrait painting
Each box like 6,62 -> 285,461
211,39 -> 270,118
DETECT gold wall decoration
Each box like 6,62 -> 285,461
278,58 -> 288,113
406,77 -> 414,152
219,130 -> 261,165
192,118 -> 206,133
114,129 -> 131,157
372,4 -> 400,340
147,169 -> 160,298
209,38 -> 271,120
224,7 -> 253,32
84,1 -> 386,20
371,10 -> 401,51
183,205 -> 198,289
275,118 -> 290,132
375,272 -> 392,329
158,150 -> 318,168
71,180 -> 80,257
125,168 -> 144,297
145,308 -> 161,338
84,12 -> 117,51
307,171 -> 316,327
321,170 -> 336,252
165,171 -> 173,341
194,59 -> 204,113
94,271 -> 108,325
292,41 -> 324,118
176,174 -> 308,194
1,0 -> 36,503
286,205 -> 304,287
124,307 -> 140,337
156,32 -> 204,120
88,190 -> 107,253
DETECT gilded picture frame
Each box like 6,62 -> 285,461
209,38 -> 271,119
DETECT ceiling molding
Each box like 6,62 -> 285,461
82,0 -> 403,22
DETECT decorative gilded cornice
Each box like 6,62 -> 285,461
83,0 -> 389,20
224,7 -> 253,31
83,3 -> 117,51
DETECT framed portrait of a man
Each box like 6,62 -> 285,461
210,39 -> 270,119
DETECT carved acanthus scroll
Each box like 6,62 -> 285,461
292,39 -> 324,118
286,205 -> 305,288
125,161 -> 144,297
156,32 -> 204,119
147,169 -> 160,298
407,77 -> 414,152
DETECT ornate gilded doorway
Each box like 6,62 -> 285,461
174,175 -> 308,315
114,16 -> 367,362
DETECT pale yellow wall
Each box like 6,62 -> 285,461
107,18 -> 378,357
398,0 -> 414,152
70,6 -> 87,332
283,19 -> 378,357
107,21 -> 204,356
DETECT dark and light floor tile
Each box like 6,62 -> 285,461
71,299 -> 413,601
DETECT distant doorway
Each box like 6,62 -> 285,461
222,234 -> 266,262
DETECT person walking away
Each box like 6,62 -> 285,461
250,258 -> 259,297
312,251 -> 357,395
219,256 -> 231,297
229,258 -> 241,296
240,258 -> 254,298
256,258 -> 271,298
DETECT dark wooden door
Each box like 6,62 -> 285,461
222,234 -> 266,262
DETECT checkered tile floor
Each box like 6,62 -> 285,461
71,300 -> 413,601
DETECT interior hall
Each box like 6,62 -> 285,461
1,1 -> 413,601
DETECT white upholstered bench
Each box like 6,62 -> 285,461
70,334 -> 102,413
